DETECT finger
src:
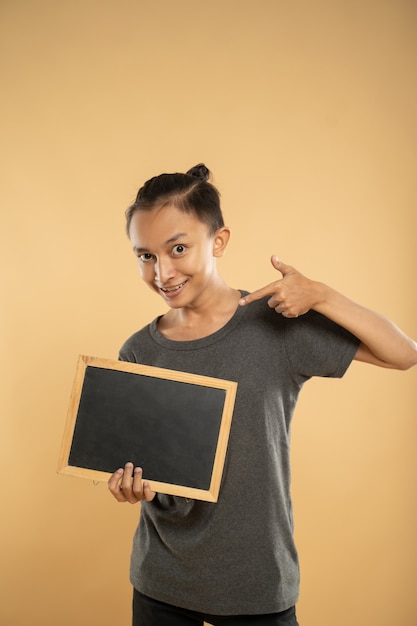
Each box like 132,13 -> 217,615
108,468 -> 128,502
272,301 -> 286,313
239,281 -> 280,306
120,462 -> 139,503
132,467 -> 145,500
121,462 -> 134,489
108,467 -> 123,491
239,256 -> 293,307
271,255 -> 297,275
131,467 -> 157,502
143,481 -> 157,502
280,309 -> 299,319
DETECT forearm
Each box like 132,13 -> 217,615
239,257 -> 417,370
313,282 -> 417,370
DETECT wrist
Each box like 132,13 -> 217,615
311,281 -> 328,310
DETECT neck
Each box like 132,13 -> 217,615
158,282 -> 241,341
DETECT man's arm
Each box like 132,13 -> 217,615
239,256 -> 417,371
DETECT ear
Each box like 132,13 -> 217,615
212,226 -> 231,258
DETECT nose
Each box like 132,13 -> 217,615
154,256 -> 175,284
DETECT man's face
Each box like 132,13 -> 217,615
129,204 -> 221,310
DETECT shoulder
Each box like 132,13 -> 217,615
118,317 -> 160,362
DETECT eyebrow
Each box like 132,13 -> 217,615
133,232 -> 188,255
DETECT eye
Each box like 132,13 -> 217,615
139,253 -> 154,263
172,244 -> 186,256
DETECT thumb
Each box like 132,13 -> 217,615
271,255 -> 293,275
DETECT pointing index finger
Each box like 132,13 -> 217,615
239,282 -> 277,306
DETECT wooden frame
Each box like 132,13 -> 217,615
58,355 -> 237,502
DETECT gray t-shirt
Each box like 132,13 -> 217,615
119,295 -> 359,615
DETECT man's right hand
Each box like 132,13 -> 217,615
108,462 -> 156,503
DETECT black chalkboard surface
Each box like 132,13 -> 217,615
58,356 -> 237,502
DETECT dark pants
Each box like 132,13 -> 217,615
132,590 -> 300,626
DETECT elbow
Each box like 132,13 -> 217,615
395,361 -> 415,371
395,341 -> 417,371
397,358 -> 417,371
356,339 -> 417,370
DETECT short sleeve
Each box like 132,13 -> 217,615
284,310 -> 360,379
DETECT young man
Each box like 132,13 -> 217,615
109,164 -> 417,626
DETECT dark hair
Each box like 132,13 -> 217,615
125,164 -> 224,236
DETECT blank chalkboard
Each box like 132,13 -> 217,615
58,355 -> 237,501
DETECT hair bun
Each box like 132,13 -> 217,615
186,163 -> 210,182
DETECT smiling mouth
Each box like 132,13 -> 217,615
160,281 -> 187,293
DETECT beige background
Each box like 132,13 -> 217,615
1,1 -> 416,625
